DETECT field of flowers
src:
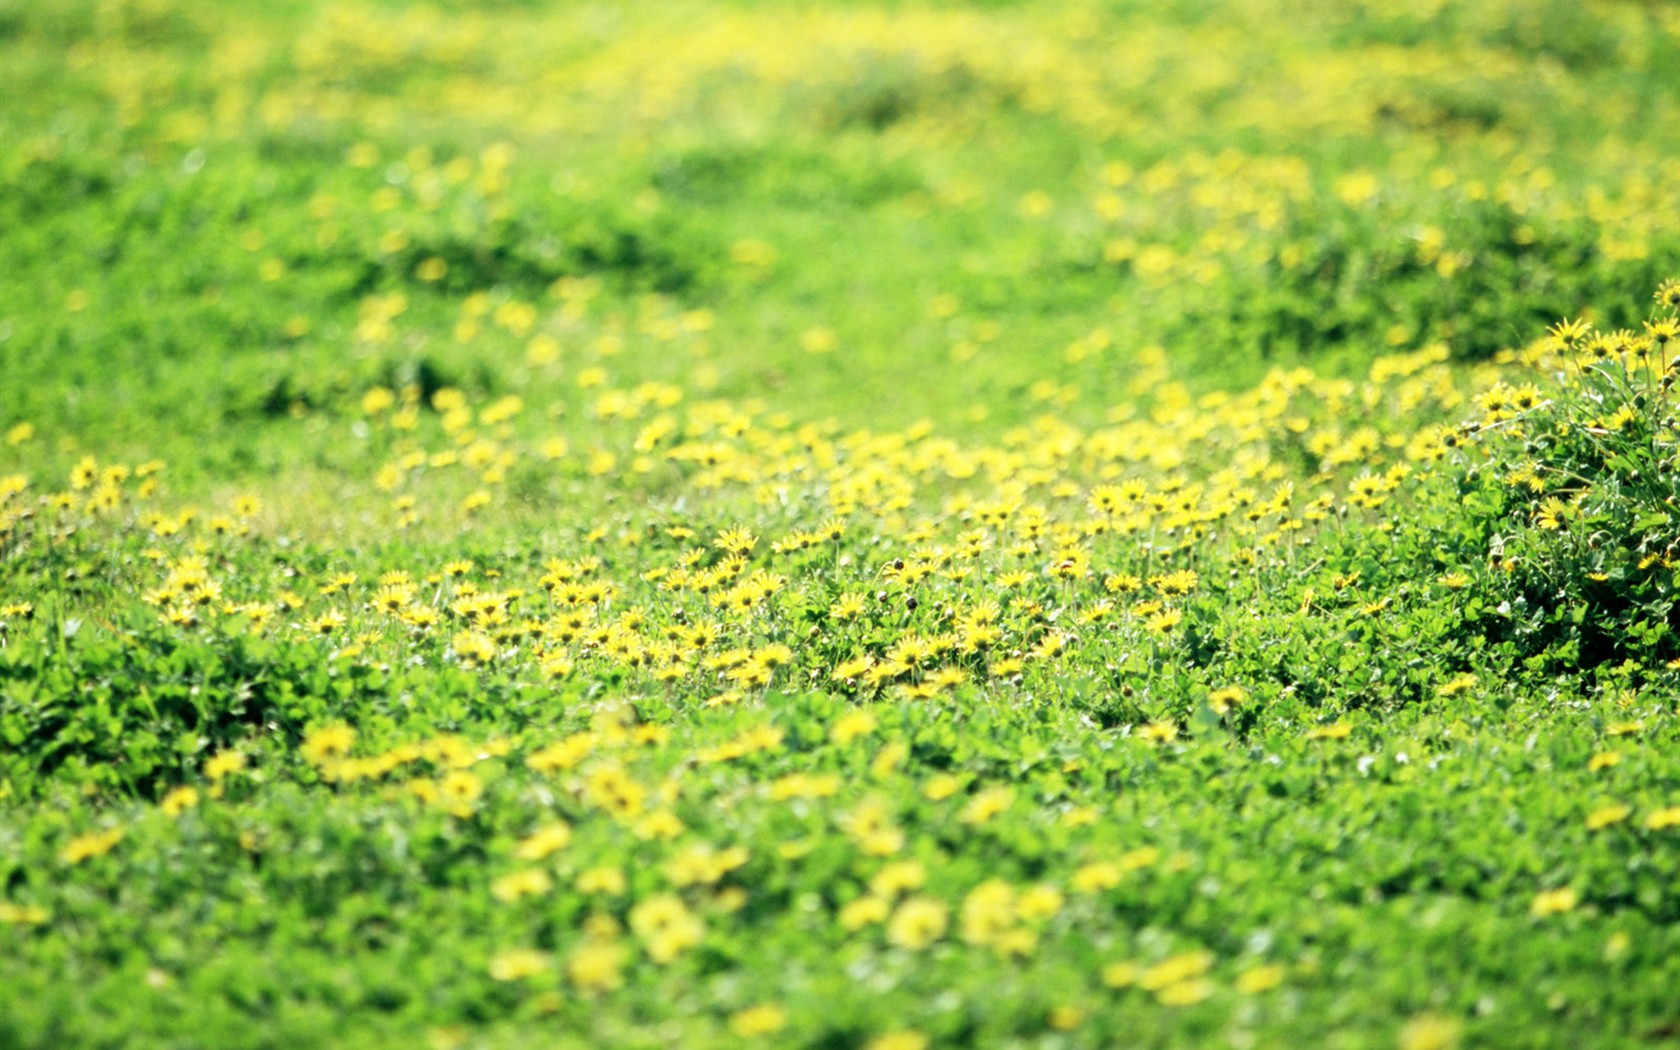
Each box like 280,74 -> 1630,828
6,1 -> 1680,1047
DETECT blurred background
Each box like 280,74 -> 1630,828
4,0 -> 1679,470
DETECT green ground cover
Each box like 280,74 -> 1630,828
5,1 -> 1680,1047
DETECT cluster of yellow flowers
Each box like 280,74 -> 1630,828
12,285 -> 1676,1004
14,301 -> 1673,721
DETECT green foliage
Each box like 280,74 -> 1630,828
1442,314 -> 1680,677
7,0 -> 1680,1047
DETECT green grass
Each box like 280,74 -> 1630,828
5,1 -> 1680,1047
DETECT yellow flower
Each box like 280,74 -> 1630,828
664,843 -> 749,887
1155,978 -> 1214,1006
577,867 -> 627,895
886,897 -> 948,949
1207,686 -> 1246,715
1398,1013 -> 1462,1050
451,629 -> 497,667
960,880 -> 1017,947
566,940 -> 627,993
1530,886 -> 1579,917
487,949 -> 550,982
728,1004 -> 787,1037
361,387 -> 395,415
583,764 -> 647,818
526,732 -> 597,774
1073,862 -> 1123,893
301,724 -> 356,765
1017,884 -> 1064,921
1145,608 -> 1183,634
1140,951 -> 1214,991
859,827 -> 905,857
160,786 -> 199,817
831,709 -> 878,744
1235,964 -> 1285,994
1047,1005 -> 1086,1030
715,526 -> 757,556
1061,805 -> 1099,827
987,657 -> 1025,678
634,810 -> 686,841
1120,845 -> 1161,872
62,827 -> 124,864
309,610 -> 347,635
630,894 -> 704,963
1139,721 -> 1178,745
1644,806 -> 1680,831
959,786 -> 1014,825
1334,170 -> 1379,208
864,1032 -> 929,1050
0,902 -> 49,925
924,773 -> 963,801
767,773 -> 841,801
514,822 -> 573,860
436,770 -> 483,817
870,861 -> 926,899
840,896 -> 891,931
830,593 -> 868,621
491,868 -> 553,903
205,750 -> 247,779
831,656 -> 874,682
1102,961 -> 1140,988
1586,804 -> 1632,831
1435,673 -> 1477,698
842,797 -> 902,850
992,927 -> 1038,958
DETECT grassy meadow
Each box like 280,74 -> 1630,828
6,0 -> 1680,1046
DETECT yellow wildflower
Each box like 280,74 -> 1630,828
1586,804 -> 1632,831
1530,887 -> 1579,917
487,949 -> 550,982
1644,806 -> 1680,830
728,1004 -> 787,1037
1235,964 -> 1286,994
61,827 -> 124,865
567,940 -> 627,993
1398,1014 -> 1462,1050
514,822 -> 573,860
630,894 -> 704,963
886,897 -> 948,949
1140,951 -> 1214,991
160,786 -> 199,817
491,868 -> 553,903
301,724 -> 356,765
864,1033 -> 929,1050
